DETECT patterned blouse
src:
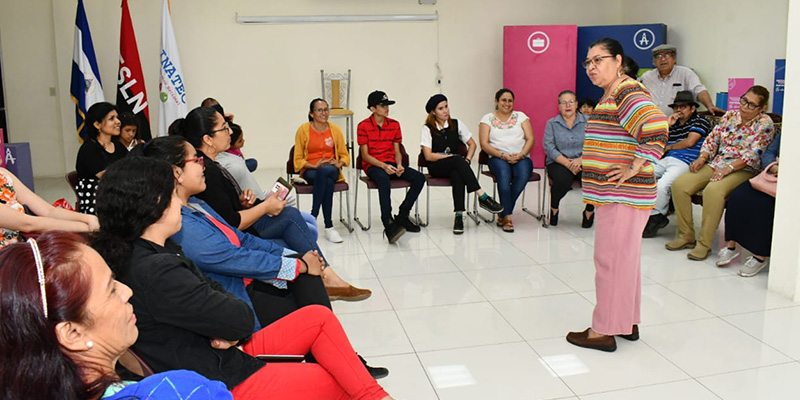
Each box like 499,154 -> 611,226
0,169 -> 25,249
582,79 -> 668,209
699,110 -> 775,172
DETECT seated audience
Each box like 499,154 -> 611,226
358,90 -> 425,243
0,231 -> 232,400
294,98 -> 351,243
543,90 -> 593,228
642,91 -> 711,237
141,137 -> 370,303
668,85 -> 776,260
91,159 -> 394,399
75,102 -> 128,214
478,89 -> 533,232
216,123 -> 317,238
0,167 -> 99,250
424,94 -> 503,234
117,111 -> 144,151
717,133 -> 781,277
578,97 -> 597,117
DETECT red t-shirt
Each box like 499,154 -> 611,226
357,115 -> 402,171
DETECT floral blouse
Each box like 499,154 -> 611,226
700,110 -> 775,172
0,169 -> 25,249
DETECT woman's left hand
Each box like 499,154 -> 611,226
210,338 -> 239,350
239,189 -> 256,209
710,166 -> 730,182
86,215 -> 100,231
606,164 -> 640,188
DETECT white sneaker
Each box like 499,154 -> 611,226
325,227 -> 344,243
716,247 -> 740,267
738,256 -> 769,277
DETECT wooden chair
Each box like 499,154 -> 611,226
321,69 -> 355,166
286,146 -> 353,232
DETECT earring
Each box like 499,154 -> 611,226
617,69 -> 623,78
177,177 -> 184,183
86,341 -> 94,349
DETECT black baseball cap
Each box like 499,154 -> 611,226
367,90 -> 396,108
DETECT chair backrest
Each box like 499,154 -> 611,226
287,146 -> 298,175
356,143 -> 410,171
417,142 -> 467,169
118,348 -> 154,378
321,69 -> 351,110
477,149 -> 490,165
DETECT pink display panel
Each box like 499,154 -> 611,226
727,78 -> 754,112
504,25 -> 578,167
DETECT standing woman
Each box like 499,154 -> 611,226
478,88 -> 534,232
543,90 -> 594,227
75,102 -> 127,214
567,38 -> 668,352
421,94 -> 503,234
294,98 -> 351,243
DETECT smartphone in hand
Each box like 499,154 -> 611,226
270,177 -> 294,201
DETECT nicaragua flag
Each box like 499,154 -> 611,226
158,0 -> 188,137
70,0 -> 104,142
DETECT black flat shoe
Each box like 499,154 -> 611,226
617,325 -> 639,341
581,209 -> 594,229
358,354 -> 389,379
549,209 -> 559,226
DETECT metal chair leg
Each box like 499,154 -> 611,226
353,175 -> 370,231
339,190 -> 354,232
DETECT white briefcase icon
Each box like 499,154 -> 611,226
531,38 -> 546,48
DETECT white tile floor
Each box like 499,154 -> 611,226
36,167 -> 800,400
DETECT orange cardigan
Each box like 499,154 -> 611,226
294,122 -> 350,182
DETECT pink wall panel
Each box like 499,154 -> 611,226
503,25 -> 578,167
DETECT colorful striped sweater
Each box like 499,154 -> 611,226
582,79 -> 668,209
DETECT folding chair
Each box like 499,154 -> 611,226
353,143 -> 414,231
286,146 -> 353,232
416,143 -> 479,227
474,150 -> 543,223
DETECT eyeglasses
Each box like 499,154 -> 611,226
582,55 -> 615,69
315,108 -> 330,113
653,52 -> 674,60
184,156 -> 204,166
559,100 -> 577,106
208,122 -> 231,136
739,97 -> 761,110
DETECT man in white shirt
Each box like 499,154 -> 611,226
639,44 -> 724,116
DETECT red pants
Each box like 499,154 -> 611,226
231,305 -> 388,400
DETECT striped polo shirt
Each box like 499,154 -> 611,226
582,79 -> 669,209
665,112 -> 711,165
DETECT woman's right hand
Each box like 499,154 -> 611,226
301,250 -> 323,276
689,157 -> 706,173
263,195 -> 287,216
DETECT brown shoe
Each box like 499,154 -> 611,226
687,246 -> 711,261
566,328 -> 617,352
496,216 -> 506,227
617,325 -> 639,341
665,238 -> 696,251
327,285 -> 372,302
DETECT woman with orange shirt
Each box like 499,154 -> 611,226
294,98 -> 351,243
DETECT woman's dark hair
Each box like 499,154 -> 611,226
84,102 -> 117,140
746,85 -> 771,107
117,111 -> 138,130
229,123 -> 243,146
558,90 -> 577,101
170,106 -> 220,148
589,37 -> 624,59
578,97 -> 597,109
0,231 -> 117,400
308,98 -> 328,122
141,135 -> 190,167
495,88 -> 515,102
622,55 -> 639,78
92,157 -> 175,273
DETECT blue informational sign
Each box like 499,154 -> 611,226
576,24 -> 667,103
773,59 -> 785,115
4,142 -> 34,191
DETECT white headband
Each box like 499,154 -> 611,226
27,239 -> 48,319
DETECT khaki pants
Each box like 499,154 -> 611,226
671,165 -> 754,252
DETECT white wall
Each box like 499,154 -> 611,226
3,0 -> 622,177
621,0 -> 789,111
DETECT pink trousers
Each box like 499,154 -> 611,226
232,305 -> 388,400
591,203 -> 650,335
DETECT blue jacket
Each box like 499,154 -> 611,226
104,370 -> 231,399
